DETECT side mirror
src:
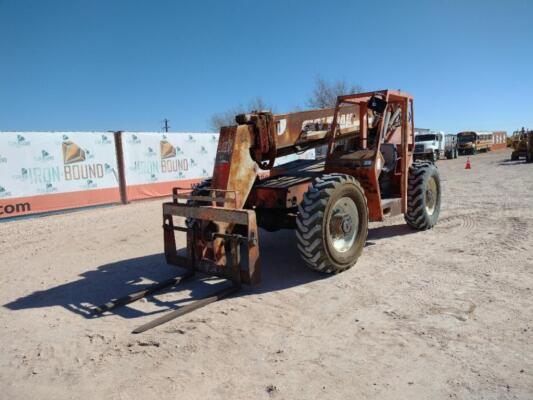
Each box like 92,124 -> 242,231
367,96 -> 387,114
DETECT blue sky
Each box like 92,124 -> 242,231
1,0 -> 532,134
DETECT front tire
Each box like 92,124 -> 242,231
405,161 -> 441,230
296,174 -> 368,274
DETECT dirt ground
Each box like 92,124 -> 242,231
1,149 -> 532,400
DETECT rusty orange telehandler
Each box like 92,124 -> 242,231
94,90 -> 441,333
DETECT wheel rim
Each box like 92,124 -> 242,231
425,176 -> 438,215
328,197 -> 359,253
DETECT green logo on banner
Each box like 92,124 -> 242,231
128,134 -> 141,144
0,186 -> 12,197
96,134 -> 112,145
81,179 -> 97,189
35,150 -> 54,162
145,147 -> 157,157
37,183 -> 58,194
9,134 -> 31,147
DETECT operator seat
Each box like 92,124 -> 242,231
380,143 -> 398,173
379,143 -> 398,198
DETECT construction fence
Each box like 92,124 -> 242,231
0,131 -> 313,219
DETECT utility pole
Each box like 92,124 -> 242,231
163,119 -> 170,133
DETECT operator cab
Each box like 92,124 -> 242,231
325,94 -> 408,201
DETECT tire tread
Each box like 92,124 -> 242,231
296,174 -> 367,274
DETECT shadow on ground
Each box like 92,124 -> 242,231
368,223 -> 415,240
498,159 -> 527,166
4,223 -> 410,320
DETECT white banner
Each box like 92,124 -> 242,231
0,132 -> 119,199
122,132 -> 219,185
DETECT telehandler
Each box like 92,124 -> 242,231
94,90 -> 441,333
511,128 -> 533,162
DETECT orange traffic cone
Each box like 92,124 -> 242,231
465,157 -> 471,169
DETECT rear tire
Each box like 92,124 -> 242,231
511,151 -> 519,161
296,174 -> 368,274
405,161 -> 441,230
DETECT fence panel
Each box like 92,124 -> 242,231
121,132 -> 219,201
0,131 -> 316,218
0,132 -> 120,218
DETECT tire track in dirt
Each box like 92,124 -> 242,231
471,211 -> 533,279
489,214 -> 531,255
437,213 -> 482,231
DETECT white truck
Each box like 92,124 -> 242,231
414,129 -> 445,162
